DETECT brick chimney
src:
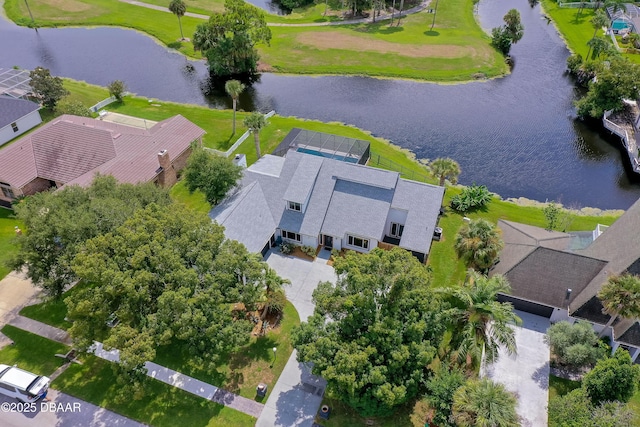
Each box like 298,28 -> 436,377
157,149 -> 177,187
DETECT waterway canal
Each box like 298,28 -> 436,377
1,0 -> 638,209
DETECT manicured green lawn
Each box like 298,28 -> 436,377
170,180 -> 211,215
542,0 -> 640,64
19,282 -> 93,330
0,208 -> 21,280
154,302 -> 300,399
320,396 -> 431,426
54,355 -> 256,427
548,374 -> 581,399
4,0 -> 507,81
0,326 -> 67,375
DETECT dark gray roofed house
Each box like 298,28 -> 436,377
0,96 -> 41,147
210,150 -> 445,263
490,199 -> 640,362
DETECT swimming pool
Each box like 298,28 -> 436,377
297,147 -> 358,163
612,20 -> 630,31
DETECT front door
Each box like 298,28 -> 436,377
323,235 -> 333,249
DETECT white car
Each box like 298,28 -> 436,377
0,364 -> 49,402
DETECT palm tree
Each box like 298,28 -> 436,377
260,266 -> 290,319
586,10 -> 610,61
454,219 -> 503,273
244,112 -> 267,159
225,80 -> 245,135
430,157 -> 461,186
597,273 -> 640,337
443,272 -> 520,368
452,378 -> 520,427
169,0 -> 187,41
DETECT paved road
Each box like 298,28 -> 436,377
0,389 -> 147,427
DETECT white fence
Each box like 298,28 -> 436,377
204,110 -> 276,158
89,93 -> 130,113
558,2 -> 599,8
603,109 -> 640,172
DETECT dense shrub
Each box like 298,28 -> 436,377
280,242 -> 295,255
544,320 -> 606,368
301,245 -> 317,257
450,184 -> 492,212
425,367 -> 465,427
583,349 -> 640,404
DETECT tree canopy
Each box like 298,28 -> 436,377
183,147 -> 243,205
292,248 -> 444,416
430,158 -> 461,187
67,204 -> 272,392
454,219 -> 503,272
491,9 -> 524,55
582,349 -> 640,405
29,67 -> 69,109
244,112 -> 267,159
576,59 -> 640,118
10,176 -> 171,298
193,0 -> 271,77
451,378 -> 519,427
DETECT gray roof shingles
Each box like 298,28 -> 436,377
0,96 -> 39,129
213,150 -> 444,256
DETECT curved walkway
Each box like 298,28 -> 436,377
119,0 -> 431,27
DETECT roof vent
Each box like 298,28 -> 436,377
113,133 -> 121,139
565,288 -> 572,300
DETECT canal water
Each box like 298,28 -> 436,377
1,0 -> 639,209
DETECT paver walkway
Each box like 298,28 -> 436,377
8,315 -> 263,419
119,0 -> 430,27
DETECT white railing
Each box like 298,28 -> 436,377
558,2 -> 599,8
204,110 -> 276,158
604,109 -> 640,172
89,93 -> 130,113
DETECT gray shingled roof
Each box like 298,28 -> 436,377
0,96 -> 39,129
212,149 -> 444,255
499,247 -> 608,309
208,182 -> 276,254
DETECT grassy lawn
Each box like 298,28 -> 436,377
0,208 -> 21,280
4,0 -> 507,81
0,326 -> 67,375
154,301 -> 300,400
19,282 -> 93,330
54,355 -> 255,427
548,374 -> 581,399
541,0 -> 640,64
170,179 -> 211,215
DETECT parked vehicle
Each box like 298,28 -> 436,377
0,364 -> 49,402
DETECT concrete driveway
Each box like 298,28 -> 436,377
482,310 -> 550,427
257,250 -> 334,426
265,250 -> 336,321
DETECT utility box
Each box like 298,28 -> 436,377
256,383 -> 268,397
318,405 -> 331,420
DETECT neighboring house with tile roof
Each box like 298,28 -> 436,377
0,114 -> 205,208
209,150 -> 445,261
0,96 -> 41,147
490,199 -> 640,361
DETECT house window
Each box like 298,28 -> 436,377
347,235 -> 369,249
390,223 -> 404,238
281,230 -> 301,242
288,201 -> 301,212
0,182 -> 14,199
10,123 -> 18,133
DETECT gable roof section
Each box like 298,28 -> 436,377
570,199 -> 640,312
282,155 -> 323,204
321,179 -> 393,240
31,120 -> 117,183
209,181 -> 276,254
0,138 -> 38,188
0,96 -> 39,129
499,220 -> 572,249
393,179 -> 445,254
499,247 -> 608,309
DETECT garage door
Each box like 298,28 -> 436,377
497,294 -> 554,318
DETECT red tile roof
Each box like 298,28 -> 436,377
0,114 -> 205,189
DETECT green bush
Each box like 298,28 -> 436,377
280,242 -> 295,255
544,320 -> 606,368
450,184 -> 492,212
583,349 -> 640,404
301,245 -> 317,257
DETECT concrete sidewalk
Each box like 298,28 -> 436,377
9,316 -> 264,419
0,270 -> 41,348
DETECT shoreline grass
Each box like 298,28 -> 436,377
4,0 -> 507,81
